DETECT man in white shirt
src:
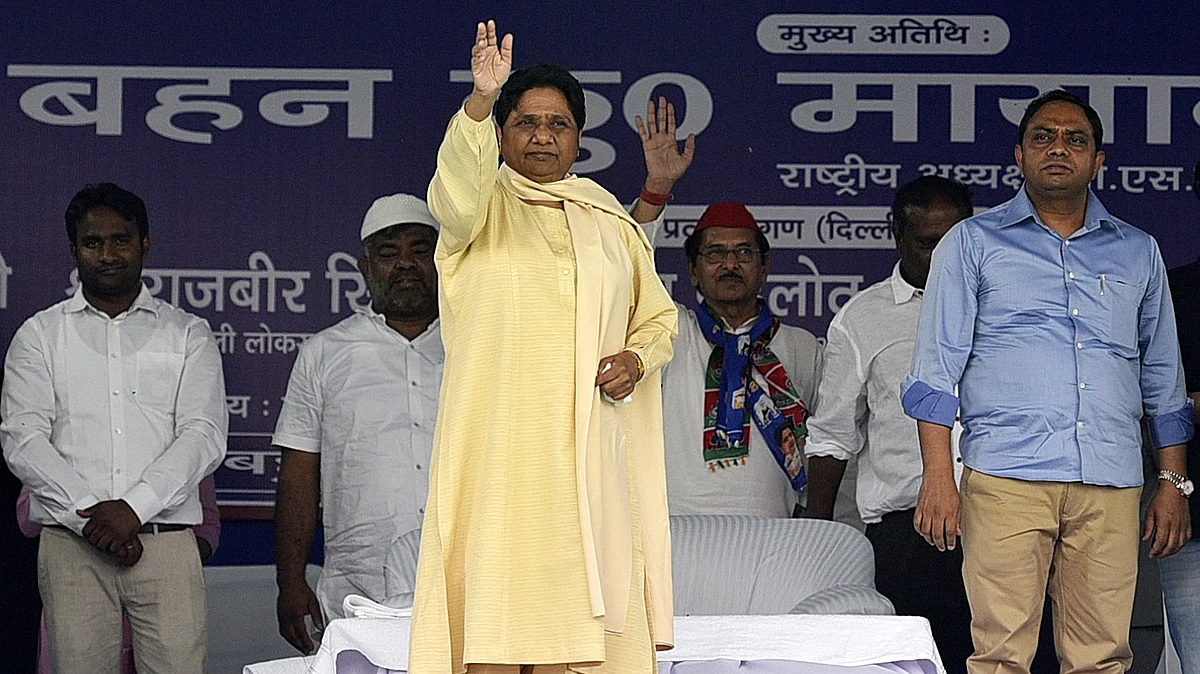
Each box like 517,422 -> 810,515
1,183 -> 228,674
272,194 -> 444,654
804,176 -> 973,672
648,202 -> 850,519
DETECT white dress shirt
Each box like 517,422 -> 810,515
272,308 -> 443,618
1,286 -> 228,533
663,303 -> 825,517
805,263 -> 961,524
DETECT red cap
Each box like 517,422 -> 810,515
695,202 -> 758,231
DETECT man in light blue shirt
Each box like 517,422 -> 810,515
902,90 -> 1193,674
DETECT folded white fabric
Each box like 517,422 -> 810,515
298,614 -> 942,674
308,617 -> 410,673
342,594 -> 413,619
667,615 -> 942,671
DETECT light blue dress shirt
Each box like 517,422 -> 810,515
902,187 -> 1193,486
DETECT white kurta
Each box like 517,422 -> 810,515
273,308 -> 443,618
662,305 -> 825,517
804,263 -> 962,524
637,221 -> 860,524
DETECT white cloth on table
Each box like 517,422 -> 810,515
804,263 -> 962,524
343,594 -> 412,619
310,618 -> 409,673
272,308 -> 442,619
1,285 -> 227,533
255,614 -> 942,674
666,615 -> 941,671
241,655 -> 314,674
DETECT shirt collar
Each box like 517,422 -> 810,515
889,261 -> 922,304
64,283 -> 159,317
998,185 -> 1123,239
707,300 -> 765,335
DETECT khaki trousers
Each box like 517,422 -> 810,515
960,468 -> 1141,674
38,526 -> 208,674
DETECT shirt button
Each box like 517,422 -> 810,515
411,381 -> 418,386
562,269 -> 570,275
115,428 -> 122,435
1079,382 -> 1086,389
1076,342 -> 1083,349
416,464 -> 422,470
115,469 -> 122,475
111,353 -> 118,359
1072,309 -> 1079,316
1077,421 -> 1085,428
1068,272 -> 1075,280
419,508 -> 425,514
112,390 -> 119,396
1064,240 -> 1071,246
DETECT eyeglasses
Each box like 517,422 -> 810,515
698,246 -> 761,264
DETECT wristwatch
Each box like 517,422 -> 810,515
1159,469 -> 1195,498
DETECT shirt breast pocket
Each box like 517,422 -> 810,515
136,352 -> 185,409
1104,277 -> 1143,352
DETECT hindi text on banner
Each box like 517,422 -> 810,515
758,14 -> 1008,55
776,72 -> 1200,144
7,65 -> 393,144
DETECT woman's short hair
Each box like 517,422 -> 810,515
494,64 -> 586,130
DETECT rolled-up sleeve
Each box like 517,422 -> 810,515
902,222 -> 978,428
805,320 -> 866,461
1136,240 -> 1195,448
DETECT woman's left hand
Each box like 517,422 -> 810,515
596,351 -> 642,401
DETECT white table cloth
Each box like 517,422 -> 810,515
243,615 -> 944,674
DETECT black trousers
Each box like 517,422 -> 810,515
866,508 -> 1060,674
867,508 -> 975,674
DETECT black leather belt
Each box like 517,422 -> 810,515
137,523 -> 191,534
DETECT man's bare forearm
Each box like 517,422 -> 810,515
917,420 -> 955,479
1159,443 -> 1189,477
274,448 -> 321,586
805,455 -> 848,520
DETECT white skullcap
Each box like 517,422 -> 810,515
360,193 -> 440,241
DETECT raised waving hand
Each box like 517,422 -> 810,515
465,20 -> 514,122
636,96 -> 696,192
630,96 -> 697,224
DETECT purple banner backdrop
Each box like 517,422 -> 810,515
2,3 -> 1198,528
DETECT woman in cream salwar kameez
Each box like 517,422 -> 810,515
409,20 -> 691,674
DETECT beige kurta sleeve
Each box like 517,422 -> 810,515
427,108 -> 499,256
620,225 -> 678,376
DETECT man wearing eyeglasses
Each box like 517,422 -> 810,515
651,202 -> 854,520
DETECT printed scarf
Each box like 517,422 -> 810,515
698,301 -> 808,490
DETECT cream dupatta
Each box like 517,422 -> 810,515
497,164 -> 675,648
